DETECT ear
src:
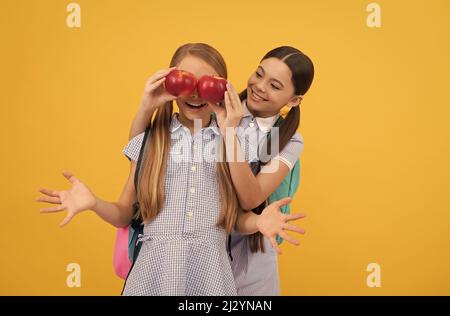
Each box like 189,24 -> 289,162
287,95 -> 304,108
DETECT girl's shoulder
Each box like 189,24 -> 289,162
122,132 -> 146,162
285,131 -> 304,154
274,131 -> 304,170
290,131 -> 304,145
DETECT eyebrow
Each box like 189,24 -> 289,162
258,66 -> 285,88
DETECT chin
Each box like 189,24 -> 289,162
186,111 -> 208,121
182,105 -> 212,123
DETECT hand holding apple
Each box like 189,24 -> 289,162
140,67 -> 179,112
208,82 -> 244,136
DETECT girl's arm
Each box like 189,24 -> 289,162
91,162 -> 138,227
235,197 -> 306,254
37,69 -> 177,227
128,67 -> 178,140
223,127 -> 291,210
36,162 -> 138,228
128,106 -> 155,141
210,83 -> 296,210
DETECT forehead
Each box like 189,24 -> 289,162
176,54 -> 219,79
259,57 -> 293,85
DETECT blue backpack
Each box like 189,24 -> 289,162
270,159 -> 300,244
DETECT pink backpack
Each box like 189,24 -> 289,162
113,127 -> 150,279
113,226 -> 132,279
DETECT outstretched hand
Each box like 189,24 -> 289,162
256,197 -> 306,254
36,171 -> 97,227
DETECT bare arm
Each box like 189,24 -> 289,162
38,68 -> 178,227
128,106 -> 154,141
223,129 -> 290,210
129,67 -> 178,140
234,197 -> 306,254
92,162 -> 138,227
37,162 -> 138,228
210,84 -> 291,210
235,209 -> 259,235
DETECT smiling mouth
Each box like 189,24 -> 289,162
186,102 -> 207,108
251,89 -> 267,102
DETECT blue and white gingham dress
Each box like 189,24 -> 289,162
121,113 -> 237,296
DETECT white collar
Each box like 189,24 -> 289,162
242,99 -> 280,133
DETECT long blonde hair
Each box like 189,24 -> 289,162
137,43 -> 240,234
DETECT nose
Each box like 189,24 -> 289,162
189,88 -> 201,101
186,87 -> 205,103
254,81 -> 266,93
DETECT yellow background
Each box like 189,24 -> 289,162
1,0 -> 449,295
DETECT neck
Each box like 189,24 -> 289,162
248,107 -> 279,119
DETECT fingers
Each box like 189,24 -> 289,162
40,204 -> 65,213
59,215 -> 74,228
149,77 -> 166,91
270,237 -> 282,255
38,188 -> 60,198
147,67 -> 177,85
283,223 -> 306,235
226,82 -> 236,95
226,83 -> 243,112
285,213 -> 306,222
35,195 -> 61,204
62,171 -> 78,184
149,77 -> 177,101
278,231 -> 300,246
224,91 -> 233,114
274,197 -> 292,208
225,83 -> 236,110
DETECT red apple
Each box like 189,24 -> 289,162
197,75 -> 228,103
164,70 -> 197,97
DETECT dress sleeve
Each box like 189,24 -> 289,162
271,132 -> 304,170
122,132 -> 146,162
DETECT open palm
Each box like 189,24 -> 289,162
36,171 -> 96,227
256,197 -> 306,254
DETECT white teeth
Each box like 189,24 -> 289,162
186,102 -> 206,107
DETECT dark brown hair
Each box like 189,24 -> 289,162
239,46 -> 315,252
